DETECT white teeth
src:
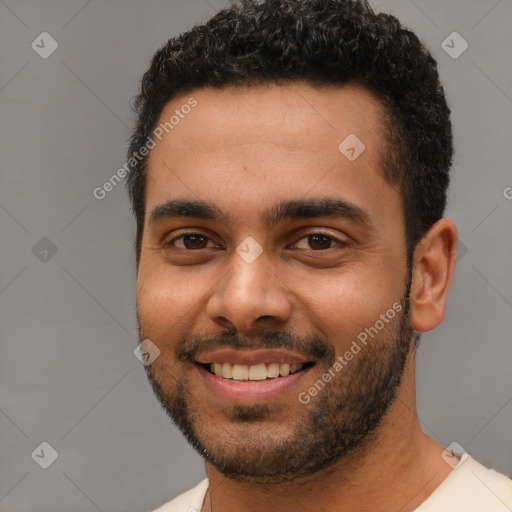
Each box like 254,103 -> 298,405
208,362 -> 305,380
267,363 -> 280,378
221,363 -> 232,379
213,362 -> 223,377
279,363 -> 290,377
248,363 -> 267,380
232,364 -> 249,380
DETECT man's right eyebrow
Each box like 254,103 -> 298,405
148,199 -> 228,226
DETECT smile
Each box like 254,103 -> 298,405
201,361 -> 315,381
193,348 -> 316,401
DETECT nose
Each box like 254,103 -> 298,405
206,250 -> 293,333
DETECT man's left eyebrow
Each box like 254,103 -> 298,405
265,198 -> 373,228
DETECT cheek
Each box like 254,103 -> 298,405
136,262 -> 211,340
136,262 -> 177,337
292,264 -> 404,344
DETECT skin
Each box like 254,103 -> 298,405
136,82 -> 459,512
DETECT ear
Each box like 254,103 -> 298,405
409,218 -> 458,333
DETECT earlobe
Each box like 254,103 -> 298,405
409,218 -> 458,333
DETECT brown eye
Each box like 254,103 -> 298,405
166,233 -> 216,250
182,234 -> 208,249
307,234 -> 333,250
294,233 -> 345,251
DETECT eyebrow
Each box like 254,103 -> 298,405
266,197 -> 371,228
148,197 -> 372,228
149,199 -> 228,226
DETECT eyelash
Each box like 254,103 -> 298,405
164,231 -> 347,251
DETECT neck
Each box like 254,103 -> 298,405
201,351 -> 453,512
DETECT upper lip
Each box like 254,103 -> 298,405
194,348 -> 312,366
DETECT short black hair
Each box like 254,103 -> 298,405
126,0 -> 452,266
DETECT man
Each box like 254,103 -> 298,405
126,1 -> 512,510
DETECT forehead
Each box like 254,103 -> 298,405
151,82 -> 384,157
144,82 -> 401,229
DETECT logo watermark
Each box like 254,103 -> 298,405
298,301 -> 403,404
93,97 -> 198,200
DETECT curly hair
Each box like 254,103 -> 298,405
126,0 -> 452,266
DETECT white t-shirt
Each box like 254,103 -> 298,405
152,455 -> 512,512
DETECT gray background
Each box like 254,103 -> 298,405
1,0 -> 511,511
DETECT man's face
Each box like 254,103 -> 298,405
136,83 -> 414,482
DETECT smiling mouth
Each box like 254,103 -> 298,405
198,361 -> 315,381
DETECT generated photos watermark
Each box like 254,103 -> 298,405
93,97 -> 198,200
298,301 -> 403,404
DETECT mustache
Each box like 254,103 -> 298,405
176,329 -> 335,364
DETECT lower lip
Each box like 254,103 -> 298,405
196,364 -> 312,403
